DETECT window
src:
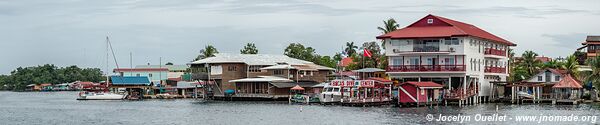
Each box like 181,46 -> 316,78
555,76 -> 560,81
537,76 -> 543,81
410,58 -> 419,65
444,38 -> 459,45
445,58 -> 455,65
273,70 -> 283,75
228,66 -> 237,71
149,73 -> 153,77
249,65 -> 263,72
393,58 -> 403,65
136,74 -> 140,77
427,19 -> 433,24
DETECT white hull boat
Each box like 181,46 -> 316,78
77,92 -> 126,100
319,86 -> 349,103
517,91 -> 534,99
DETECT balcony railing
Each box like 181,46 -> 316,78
484,48 -> 506,57
387,65 -> 466,72
484,66 -> 506,73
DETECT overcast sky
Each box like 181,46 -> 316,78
1,0 -> 599,74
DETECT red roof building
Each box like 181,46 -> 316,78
377,14 -> 515,46
552,75 -> 582,89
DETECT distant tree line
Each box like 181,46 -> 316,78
0,64 -> 103,91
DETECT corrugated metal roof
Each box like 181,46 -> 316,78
353,68 -> 385,73
190,53 -> 334,71
110,76 -> 151,86
270,81 -> 320,88
587,36 -> 600,42
136,65 -> 189,71
229,76 -> 292,83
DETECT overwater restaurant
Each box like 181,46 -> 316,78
329,80 -> 392,103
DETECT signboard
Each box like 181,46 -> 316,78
329,80 -> 375,87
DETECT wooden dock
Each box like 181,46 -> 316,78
340,97 -> 391,106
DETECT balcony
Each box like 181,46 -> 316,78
387,65 -> 466,72
484,66 -> 506,74
484,48 -> 506,57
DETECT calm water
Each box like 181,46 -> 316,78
1,91 -> 599,125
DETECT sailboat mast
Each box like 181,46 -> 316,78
106,36 -> 110,88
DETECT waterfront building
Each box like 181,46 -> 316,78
109,76 -> 152,99
113,68 -> 168,85
376,14 -> 516,104
398,81 -> 444,106
579,36 -> 600,58
189,53 -> 335,100
512,68 -> 567,103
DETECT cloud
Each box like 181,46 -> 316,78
541,33 -> 588,49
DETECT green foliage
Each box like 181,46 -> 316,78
585,56 -> 600,89
562,55 -> 579,77
0,64 -> 103,91
284,43 -> 317,61
165,62 -> 174,65
194,45 -> 219,61
521,51 -> 543,75
344,42 -> 358,57
333,53 -> 343,62
240,43 -> 259,54
346,41 -> 383,70
377,18 -> 399,49
542,60 -> 562,69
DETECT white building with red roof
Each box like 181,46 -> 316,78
377,14 -> 516,104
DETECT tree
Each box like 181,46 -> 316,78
194,45 -> 219,61
333,53 -> 343,62
377,18 -> 399,49
284,43 -> 316,61
562,55 -> 580,77
543,60 -> 562,69
585,56 -> 600,100
344,42 -> 358,56
521,51 -> 542,76
0,65 -> 103,91
240,43 -> 258,54
165,62 -> 174,65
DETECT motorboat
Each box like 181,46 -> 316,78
77,91 -> 126,100
319,86 -> 349,103
517,91 -> 534,99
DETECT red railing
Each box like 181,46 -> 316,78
386,65 -> 466,72
484,66 -> 506,73
484,48 -> 506,57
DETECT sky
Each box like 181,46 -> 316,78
1,0 -> 599,74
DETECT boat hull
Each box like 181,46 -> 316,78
77,92 -> 126,100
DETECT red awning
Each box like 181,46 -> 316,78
402,81 -> 444,88
553,75 -> 582,89
291,85 -> 305,91
368,77 -> 392,83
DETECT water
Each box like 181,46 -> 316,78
1,91 -> 599,125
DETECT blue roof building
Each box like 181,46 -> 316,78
110,76 -> 151,86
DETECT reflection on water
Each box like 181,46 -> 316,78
0,91 -> 599,125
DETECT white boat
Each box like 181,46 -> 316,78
77,92 -> 125,100
76,36 -> 126,100
517,91 -> 534,99
319,86 -> 350,103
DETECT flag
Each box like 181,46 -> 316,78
363,49 -> 372,58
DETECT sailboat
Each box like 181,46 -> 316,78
77,36 -> 126,100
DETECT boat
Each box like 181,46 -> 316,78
517,91 -> 534,99
319,86 -> 348,103
77,91 -> 126,100
77,36 -> 126,100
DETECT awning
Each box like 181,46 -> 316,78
270,81 -> 319,88
291,85 -> 305,90
401,81 -> 443,88
229,76 -> 292,83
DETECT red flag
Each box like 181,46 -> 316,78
363,49 -> 372,58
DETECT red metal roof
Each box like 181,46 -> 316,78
553,75 -> 582,89
339,57 -> 354,67
402,81 -> 444,88
377,14 -> 515,46
113,68 -> 168,72
368,77 -> 392,82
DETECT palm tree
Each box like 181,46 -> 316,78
194,45 -> 219,61
377,18 -> 400,34
521,51 -> 542,76
585,56 -> 600,100
344,42 -> 358,56
562,55 -> 579,77
543,60 -> 561,69
377,18 -> 400,49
